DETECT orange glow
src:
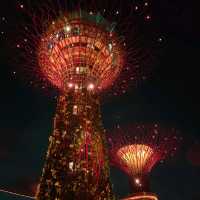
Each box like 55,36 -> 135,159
122,193 -> 158,200
117,144 -> 154,175
87,83 -> 95,90
38,13 -> 124,92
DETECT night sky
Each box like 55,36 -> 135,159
0,0 -> 200,199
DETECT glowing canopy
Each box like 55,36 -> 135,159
117,144 -> 154,175
38,12 -> 124,92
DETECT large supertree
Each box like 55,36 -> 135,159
10,0 -> 159,199
108,124 -> 182,200
34,11 -> 123,200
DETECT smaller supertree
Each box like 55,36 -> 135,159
107,124 -> 182,200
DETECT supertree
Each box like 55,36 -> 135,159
108,124 -> 182,200
9,0 -> 159,199
34,11 -> 123,200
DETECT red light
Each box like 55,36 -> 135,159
68,83 -> 73,88
87,83 -> 95,90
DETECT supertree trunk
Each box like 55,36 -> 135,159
36,90 -> 114,200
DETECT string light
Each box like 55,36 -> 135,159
145,15 -> 151,21
0,188 -> 35,199
68,83 -> 73,88
87,83 -> 95,90
135,178 -> 140,185
135,6 -> 139,11
158,37 -> 163,42
64,25 -> 71,32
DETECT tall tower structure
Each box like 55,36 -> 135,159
34,11 -> 124,199
14,0 -> 156,198
108,124 -> 181,200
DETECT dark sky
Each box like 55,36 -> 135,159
0,0 -> 200,199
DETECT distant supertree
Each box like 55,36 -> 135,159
8,0 -> 161,199
108,124 -> 182,200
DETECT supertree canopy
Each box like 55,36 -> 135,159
108,124 -> 182,200
14,0 -> 158,96
38,11 -> 124,93
8,0 -> 160,199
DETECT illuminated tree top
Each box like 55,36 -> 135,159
38,11 -> 124,93
108,124 -> 182,176
117,144 -> 154,175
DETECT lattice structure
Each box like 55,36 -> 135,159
38,11 -> 124,93
13,1 -> 158,199
34,12 -> 122,200
36,91 -> 113,200
108,124 -> 181,200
